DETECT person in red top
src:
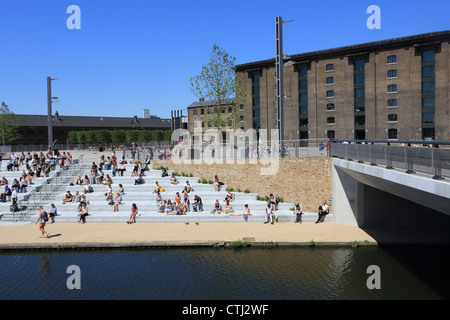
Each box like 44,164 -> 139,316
127,203 -> 138,224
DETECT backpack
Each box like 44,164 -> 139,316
43,211 -> 49,222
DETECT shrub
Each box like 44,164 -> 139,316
244,189 -> 250,193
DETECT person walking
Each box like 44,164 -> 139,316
127,203 -> 138,224
35,206 -> 50,238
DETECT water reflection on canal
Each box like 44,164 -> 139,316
0,246 -> 447,300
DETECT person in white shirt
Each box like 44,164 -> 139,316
316,200 -> 329,223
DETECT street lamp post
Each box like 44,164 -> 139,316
47,77 -> 59,154
275,16 -> 293,157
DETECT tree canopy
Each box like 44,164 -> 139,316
190,45 -> 245,129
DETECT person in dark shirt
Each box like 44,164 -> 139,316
1,185 -> 12,202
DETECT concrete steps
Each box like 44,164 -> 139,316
26,163 -> 333,224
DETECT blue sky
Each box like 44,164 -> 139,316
0,0 -> 449,119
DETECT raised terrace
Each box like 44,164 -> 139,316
28,162 -> 332,224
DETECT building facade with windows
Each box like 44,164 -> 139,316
235,31 -> 450,141
187,100 -> 241,142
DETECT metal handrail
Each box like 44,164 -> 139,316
330,140 -> 450,180
12,154 -> 84,222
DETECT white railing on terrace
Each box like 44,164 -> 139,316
330,139 -> 450,180
121,139 -> 331,161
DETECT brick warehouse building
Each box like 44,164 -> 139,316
234,31 -> 450,141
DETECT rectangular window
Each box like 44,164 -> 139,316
240,115 -> 244,122
388,129 -> 398,139
422,97 -> 435,109
299,67 -> 308,77
200,108 -> 205,115
252,108 -> 260,118
355,116 -> 365,126
387,70 -> 397,78
299,93 -> 308,103
422,66 -> 435,78
299,80 -> 307,90
388,99 -> 398,107
422,50 -> 435,63
193,109 -> 197,115
327,103 -> 335,111
327,130 -> 335,139
354,73 -> 365,85
387,55 -> 397,64
299,118 -> 308,128
300,105 -> 308,116
252,86 -> 260,95
252,120 -> 261,130
388,114 -> 398,122
422,81 -> 435,93
239,104 -> 244,110
252,74 -> 260,83
355,87 -> 365,99
354,59 -> 365,71
252,97 -> 260,107
327,117 -> 335,124
326,77 -> 334,85
388,84 -> 398,93
326,90 -> 335,98
326,64 -> 334,71
422,112 -> 435,124
355,101 -> 365,112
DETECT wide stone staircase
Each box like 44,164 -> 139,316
0,157 -> 87,223
28,162 -> 333,223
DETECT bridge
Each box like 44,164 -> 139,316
330,140 -> 450,244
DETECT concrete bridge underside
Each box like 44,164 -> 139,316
332,158 -> 450,244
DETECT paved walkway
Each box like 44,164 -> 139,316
0,221 -> 377,250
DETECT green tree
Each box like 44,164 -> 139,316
153,130 -> 165,141
139,130 -> 153,142
94,130 -> 112,143
85,131 -> 97,144
190,44 -> 245,130
126,130 -> 139,143
163,130 -> 173,141
76,131 -> 87,144
0,102 -> 21,145
68,131 -> 78,144
111,130 -> 126,143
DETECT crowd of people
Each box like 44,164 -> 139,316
37,151 -> 330,227
0,151 -> 72,211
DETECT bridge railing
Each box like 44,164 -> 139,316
330,140 -> 450,180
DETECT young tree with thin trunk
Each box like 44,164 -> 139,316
190,45 -> 246,130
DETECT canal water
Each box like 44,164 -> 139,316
0,246 -> 448,300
